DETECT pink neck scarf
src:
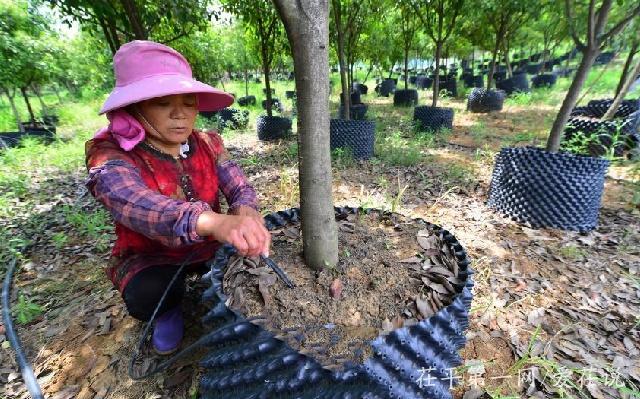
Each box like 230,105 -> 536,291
94,109 -> 145,151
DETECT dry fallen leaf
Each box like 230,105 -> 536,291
330,279 -> 343,300
416,296 -> 434,319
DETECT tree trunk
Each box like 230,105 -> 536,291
363,61 -> 374,82
119,0 -> 147,40
487,27 -> 502,90
31,84 -> 48,115
52,84 -> 62,103
263,56 -> 273,117
546,50 -> 599,152
2,87 -> 22,132
615,42 -> 638,97
273,0 -> 339,271
98,16 -> 117,54
244,67 -> 249,97
602,59 -> 640,120
332,0 -> 350,120
433,41 -> 442,107
404,46 -> 409,89
504,41 -> 513,78
20,87 -> 36,123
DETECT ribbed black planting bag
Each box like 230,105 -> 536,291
438,79 -> 457,97
526,63 -> 542,75
393,89 -> 419,106
488,147 -> 609,231
462,74 -> 483,88
377,79 -> 396,97
237,95 -> 256,106
217,108 -> 249,130
415,76 -> 432,90
329,119 -> 375,159
467,88 -> 505,113
199,206 -> 474,399
413,106 -> 454,132
256,116 -> 292,141
564,111 -> 640,157
496,73 -> 530,95
531,74 -> 557,88
338,103 -> 368,121
583,99 -> 640,119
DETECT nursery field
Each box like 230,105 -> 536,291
0,60 -> 639,399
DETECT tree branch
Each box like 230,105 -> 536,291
601,3 -> 640,43
565,0 -> 585,50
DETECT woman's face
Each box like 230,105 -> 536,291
135,94 -> 198,145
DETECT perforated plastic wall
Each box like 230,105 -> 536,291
198,207 -> 474,399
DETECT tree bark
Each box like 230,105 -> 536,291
615,41 -> 638,97
433,41 -> 442,107
404,46 -> 409,89
2,87 -> 22,132
31,84 -> 48,115
273,0 -> 339,270
98,16 -> 117,54
504,40 -> 513,78
119,0 -> 147,40
546,50 -> 599,152
602,59 -> 640,120
20,87 -> 36,123
487,24 -> 503,90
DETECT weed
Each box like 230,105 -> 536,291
384,174 -> 409,213
376,131 -> 423,166
558,245 -> 587,261
561,122 -> 628,161
277,167 -> 299,207
470,121 -> 488,142
51,232 -> 69,249
14,293 -> 43,325
63,206 -> 113,252
331,147 -> 355,168
238,154 -> 260,168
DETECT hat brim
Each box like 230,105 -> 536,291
99,74 -> 234,115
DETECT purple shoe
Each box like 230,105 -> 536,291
152,306 -> 183,355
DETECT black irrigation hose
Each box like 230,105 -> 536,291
2,251 -> 45,399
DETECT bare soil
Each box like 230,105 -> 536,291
222,210 -> 464,368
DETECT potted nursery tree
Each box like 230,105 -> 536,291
223,0 -> 292,141
488,0 -> 640,232
466,0 -> 528,112
410,0 -> 464,131
392,2 -> 419,107
329,0 -> 376,159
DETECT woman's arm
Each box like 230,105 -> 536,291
87,159 -> 211,248
217,159 -> 259,213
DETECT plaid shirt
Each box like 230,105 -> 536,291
87,159 -> 258,248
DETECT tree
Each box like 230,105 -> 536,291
411,0 -> 465,107
0,0 -> 51,129
44,0 -> 213,54
330,0 -> 367,120
223,0 -> 286,117
546,0 -> 640,152
395,2 -> 419,90
273,0 -> 339,270
478,0 -> 529,90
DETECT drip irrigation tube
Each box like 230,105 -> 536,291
2,251 -> 45,399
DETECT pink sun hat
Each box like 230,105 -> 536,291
99,40 -> 234,115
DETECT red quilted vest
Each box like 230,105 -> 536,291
86,130 -> 223,292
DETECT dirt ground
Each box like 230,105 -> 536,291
1,94 -> 639,399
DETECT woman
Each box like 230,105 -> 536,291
85,40 -> 271,355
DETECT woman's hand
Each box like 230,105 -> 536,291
196,210 -> 271,257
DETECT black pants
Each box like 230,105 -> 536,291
123,264 -> 207,321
